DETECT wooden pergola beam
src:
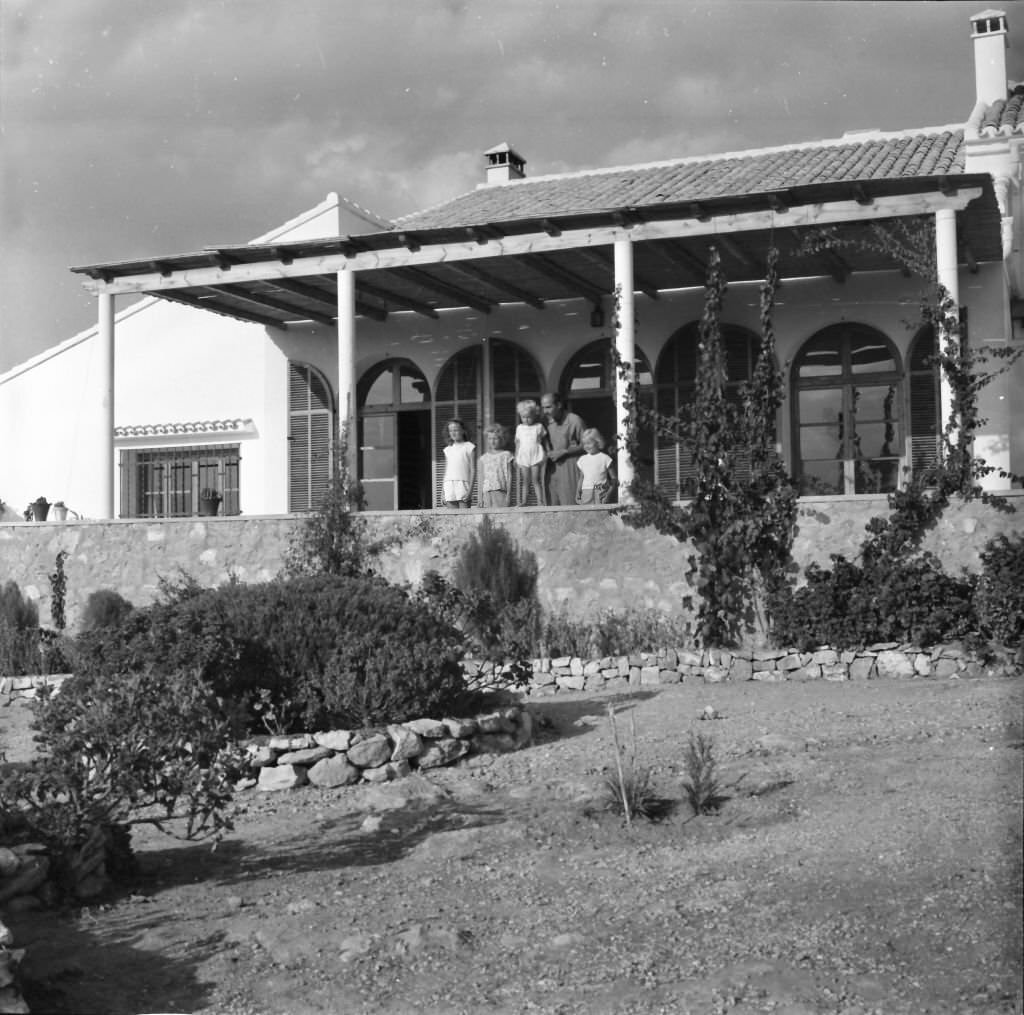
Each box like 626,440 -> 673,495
443,260 -> 546,310
390,266 -> 496,314
524,253 -> 608,305
154,288 -> 287,329
205,284 -> 336,326
357,278 -> 440,319
81,189 -> 984,296
577,248 -> 659,301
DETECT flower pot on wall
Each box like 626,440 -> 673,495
31,498 -> 50,522
198,494 -> 222,517
51,504 -> 68,522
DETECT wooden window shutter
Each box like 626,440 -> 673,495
288,362 -> 334,512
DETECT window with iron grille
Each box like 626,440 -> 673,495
119,444 -> 240,517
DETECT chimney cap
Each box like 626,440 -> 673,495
483,142 -> 526,184
971,9 -> 1008,35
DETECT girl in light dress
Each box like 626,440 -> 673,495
514,399 -> 549,507
442,418 -> 475,508
478,423 -> 515,507
576,427 -> 616,504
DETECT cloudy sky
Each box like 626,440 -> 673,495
2,0 -> 1022,374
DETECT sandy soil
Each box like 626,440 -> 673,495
2,674 -> 1022,1015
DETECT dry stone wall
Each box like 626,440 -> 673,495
0,494 -> 1021,630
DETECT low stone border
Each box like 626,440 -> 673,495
243,705 -> 533,792
464,642 -> 1017,694
0,674 -> 70,704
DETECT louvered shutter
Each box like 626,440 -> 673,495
288,362 -> 334,512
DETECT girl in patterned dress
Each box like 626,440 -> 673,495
478,423 -> 515,507
514,399 -> 548,506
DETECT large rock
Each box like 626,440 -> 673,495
876,650 -> 916,679
387,725 -> 424,761
347,734 -> 391,769
313,729 -> 354,752
404,718 -> 447,738
307,755 -> 361,788
276,746 -> 333,766
257,764 -> 308,791
418,737 -> 470,769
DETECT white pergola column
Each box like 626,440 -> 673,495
336,265 -> 357,477
935,208 -> 960,439
613,237 -> 636,500
98,293 -> 115,519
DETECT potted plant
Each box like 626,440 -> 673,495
51,500 -> 69,522
30,496 -> 50,522
198,488 -> 222,516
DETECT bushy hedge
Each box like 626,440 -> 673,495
770,552 -> 977,652
975,533 -> 1024,649
73,574 -> 468,733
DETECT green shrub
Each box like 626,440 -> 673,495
0,580 -> 38,630
541,607 -> 692,658
770,552 -> 977,651
74,574 -> 469,733
446,516 -> 541,662
975,533 -> 1024,648
0,580 -> 41,676
80,589 -> 135,633
0,668 -> 243,880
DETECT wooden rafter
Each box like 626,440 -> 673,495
154,289 -> 287,329
205,284 -> 335,326
577,248 -> 659,301
390,266 -> 495,314
443,260 -> 546,310
649,238 -> 708,285
357,278 -> 439,319
524,253 -> 607,305
717,235 -> 756,271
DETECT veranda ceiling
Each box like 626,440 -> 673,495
70,174 -> 1001,331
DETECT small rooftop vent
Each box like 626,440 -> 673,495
483,142 -> 526,185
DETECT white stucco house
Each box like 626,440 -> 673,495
2,10 -> 1023,521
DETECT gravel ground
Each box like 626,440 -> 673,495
3,674 -> 1023,1015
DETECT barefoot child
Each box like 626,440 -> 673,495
478,423 -> 515,507
442,418 -> 475,508
576,427 -> 616,504
514,399 -> 548,506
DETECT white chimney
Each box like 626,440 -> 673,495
483,142 -> 526,185
971,9 -> 1009,106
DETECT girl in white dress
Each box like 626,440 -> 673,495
576,428 -> 616,504
514,399 -> 549,507
442,419 -> 475,508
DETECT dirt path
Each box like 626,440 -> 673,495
4,675 -> 1023,1015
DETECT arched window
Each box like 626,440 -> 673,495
908,325 -> 941,475
792,323 -> 902,495
434,340 -> 543,505
559,339 -> 654,483
653,322 -> 761,498
357,359 -> 431,510
288,362 -> 334,512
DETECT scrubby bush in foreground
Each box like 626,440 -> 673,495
769,551 -> 977,651
73,573 -> 469,734
0,667 -> 243,888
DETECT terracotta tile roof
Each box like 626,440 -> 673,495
396,128 -> 966,231
974,84 -> 1024,135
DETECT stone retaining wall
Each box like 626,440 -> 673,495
2,493 -> 1021,629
